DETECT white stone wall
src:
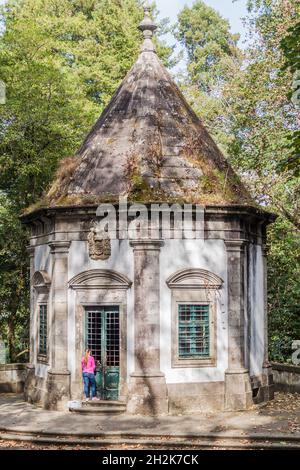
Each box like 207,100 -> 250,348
32,237 -> 265,387
160,239 -> 228,383
249,244 -> 265,376
66,238 -> 229,385
35,362 -> 48,379
67,240 -> 135,382
34,244 -> 52,273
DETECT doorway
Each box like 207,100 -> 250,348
85,306 -> 120,400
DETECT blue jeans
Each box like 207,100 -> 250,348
83,372 -> 96,398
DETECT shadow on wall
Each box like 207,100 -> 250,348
160,239 -> 228,384
248,244 -> 265,377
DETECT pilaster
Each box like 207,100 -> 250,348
46,240 -> 71,410
224,240 -> 253,410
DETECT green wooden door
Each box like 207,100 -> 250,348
85,306 -> 120,400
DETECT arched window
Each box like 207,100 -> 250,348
32,271 -> 50,363
166,269 -> 223,368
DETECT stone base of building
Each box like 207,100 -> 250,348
127,372 -> 168,416
167,382 -> 225,413
24,366 -> 71,411
23,367 -> 274,414
251,365 -> 275,404
24,364 -> 47,405
225,369 -> 253,411
44,369 -> 71,411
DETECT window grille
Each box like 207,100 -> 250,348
106,310 -> 120,367
86,309 -> 102,363
39,304 -> 47,356
86,307 -> 120,367
178,304 -> 210,358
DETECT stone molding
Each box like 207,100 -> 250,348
129,240 -> 164,251
0,363 -> 27,371
48,241 -> 71,255
130,371 -> 165,378
224,239 -> 248,252
47,369 -> 71,376
166,268 -> 223,290
26,245 -> 35,257
69,269 -> 132,290
32,270 -> 51,289
32,271 -> 50,364
271,362 -> 300,374
170,288 -> 218,368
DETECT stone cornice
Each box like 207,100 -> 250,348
130,240 -> 164,251
224,239 -> 248,252
48,241 -> 71,254
20,204 -> 277,225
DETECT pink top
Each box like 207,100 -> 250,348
81,355 -> 96,374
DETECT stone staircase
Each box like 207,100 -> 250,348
69,400 -> 127,415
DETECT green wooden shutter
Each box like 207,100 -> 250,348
178,304 -> 210,358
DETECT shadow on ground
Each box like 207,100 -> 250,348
0,392 -> 299,441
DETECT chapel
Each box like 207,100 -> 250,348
21,5 -> 275,414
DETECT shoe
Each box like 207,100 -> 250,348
92,397 -> 100,401
84,398 -> 90,402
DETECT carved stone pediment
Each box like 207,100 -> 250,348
32,270 -> 51,291
166,268 -> 223,290
69,269 -> 132,290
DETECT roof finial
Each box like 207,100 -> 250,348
138,1 -> 157,53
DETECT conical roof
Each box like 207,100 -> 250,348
45,5 -> 252,208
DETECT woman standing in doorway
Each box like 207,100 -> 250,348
81,349 -> 100,402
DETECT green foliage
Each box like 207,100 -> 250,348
176,0 -> 240,90
280,20 -> 300,175
0,0 -> 298,366
0,0 -> 137,204
229,1 -> 300,361
175,0 -> 242,152
179,0 -> 300,362
0,194 -> 29,362
224,1 -> 300,227
227,0 -> 300,360
0,0 -> 173,361
267,217 -> 300,362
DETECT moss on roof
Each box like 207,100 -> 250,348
25,37 -> 254,216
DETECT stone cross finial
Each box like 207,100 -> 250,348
138,2 -> 157,53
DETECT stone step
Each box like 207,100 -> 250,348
83,400 -> 126,407
69,400 -> 127,414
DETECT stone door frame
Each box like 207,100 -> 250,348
69,269 -> 132,401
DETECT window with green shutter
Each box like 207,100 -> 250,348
178,304 -> 210,358
39,304 -> 47,356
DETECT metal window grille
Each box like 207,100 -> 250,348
39,304 -> 47,356
86,307 -> 120,367
178,304 -> 210,358
87,309 -> 102,363
106,310 -> 120,367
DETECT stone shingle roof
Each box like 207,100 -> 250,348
43,6 -> 253,208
